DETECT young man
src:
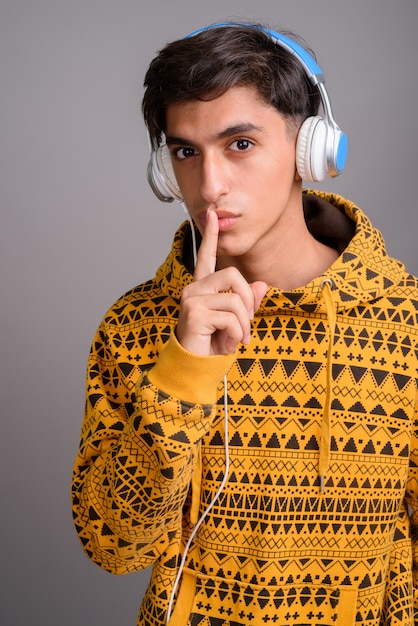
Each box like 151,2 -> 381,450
71,23 -> 418,625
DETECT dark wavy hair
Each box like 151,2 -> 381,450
142,23 -> 321,143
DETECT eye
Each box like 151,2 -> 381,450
231,138 -> 253,151
173,146 -> 197,160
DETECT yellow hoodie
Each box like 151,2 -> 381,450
72,191 -> 418,625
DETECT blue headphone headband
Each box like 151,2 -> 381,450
185,22 -> 324,83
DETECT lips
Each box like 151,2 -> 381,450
199,209 -> 239,232
217,215 -> 239,232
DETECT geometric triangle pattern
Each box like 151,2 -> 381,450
72,191 -> 418,625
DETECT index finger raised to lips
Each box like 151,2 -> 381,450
193,209 -> 219,281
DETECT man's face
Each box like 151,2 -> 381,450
165,85 -> 302,266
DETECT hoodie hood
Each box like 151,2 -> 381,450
155,190 -> 405,312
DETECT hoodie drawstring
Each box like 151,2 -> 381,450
319,278 -> 336,494
190,445 -> 202,525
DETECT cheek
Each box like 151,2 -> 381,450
173,165 -> 204,205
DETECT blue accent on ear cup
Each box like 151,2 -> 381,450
335,132 -> 348,173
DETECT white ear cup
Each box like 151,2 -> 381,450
157,145 -> 183,199
147,143 -> 183,202
296,116 -> 328,182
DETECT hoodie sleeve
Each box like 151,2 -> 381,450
71,325 -> 234,575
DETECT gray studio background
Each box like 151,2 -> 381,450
1,0 -> 417,624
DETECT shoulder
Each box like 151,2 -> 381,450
101,278 -> 174,329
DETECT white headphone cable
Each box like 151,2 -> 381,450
166,374 -> 230,624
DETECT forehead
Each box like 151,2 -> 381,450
165,85 -> 282,139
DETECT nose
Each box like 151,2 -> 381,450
199,153 -> 229,204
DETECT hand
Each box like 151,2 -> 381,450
176,210 -> 268,356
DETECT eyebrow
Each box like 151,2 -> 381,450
165,123 -> 264,146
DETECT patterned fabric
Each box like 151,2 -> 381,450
72,191 -> 418,625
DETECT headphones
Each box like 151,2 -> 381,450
147,22 -> 348,203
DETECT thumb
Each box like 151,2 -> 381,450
251,281 -> 268,315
